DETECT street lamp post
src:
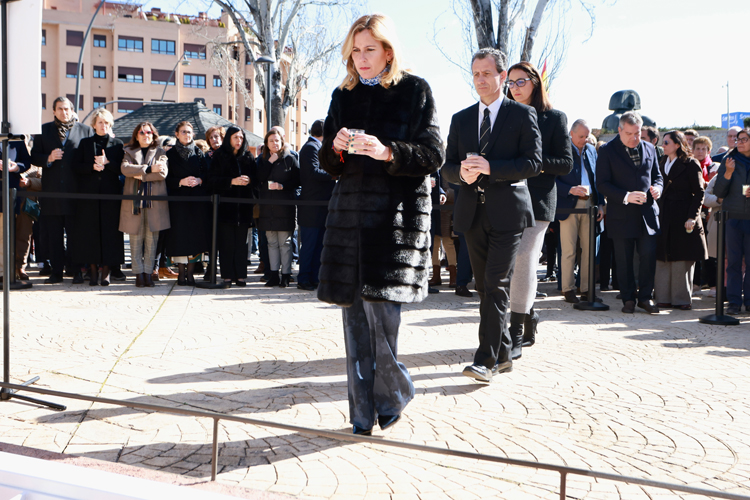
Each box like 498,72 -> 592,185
255,55 -> 275,132
161,52 -> 190,102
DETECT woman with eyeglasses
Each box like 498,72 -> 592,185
504,61 -> 573,357
165,121 -> 210,286
713,128 -> 750,315
119,121 -> 170,288
653,131 -> 706,310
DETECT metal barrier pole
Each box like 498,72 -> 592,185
196,194 -> 229,289
211,417 -> 219,481
700,210 -> 739,325
559,471 -> 567,500
574,204 -> 609,311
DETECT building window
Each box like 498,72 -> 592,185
118,67 -> 143,83
302,100 -> 308,112
41,62 -> 46,78
151,69 -> 175,86
213,104 -> 222,116
258,109 -> 262,123
93,34 -> 106,48
291,120 -> 295,132
184,43 -> 206,59
213,75 -> 221,87
66,62 -> 83,79
151,39 -> 175,55
118,36 -> 143,52
302,123 -> 308,134
244,79 -> 252,92
93,97 -> 106,109
42,30 -> 46,45
117,98 -> 143,114
66,30 -> 83,46
42,93 -> 46,110
66,94 -> 83,111
93,66 -> 106,79
183,74 -> 206,89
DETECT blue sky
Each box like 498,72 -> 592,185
150,0 -> 750,139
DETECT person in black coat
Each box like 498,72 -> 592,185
0,139 -> 32,283
504,61 -> 572,359
209,126 -> 254,286
596,111 -> 664,314
297,120 -> 335,290
256,129 -> 300,288
72,108 -> 125,286
30,96 -> 94,284
442,49 -> 542,382
166,121 -> 210,286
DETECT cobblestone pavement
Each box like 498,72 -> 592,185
1,261 -> 749,499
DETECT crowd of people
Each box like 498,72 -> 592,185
1,12 -> 748,436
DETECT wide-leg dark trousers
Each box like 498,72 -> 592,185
342,290 -> 414,431
218,222 -> 249,281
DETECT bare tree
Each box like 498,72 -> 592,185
434,0 -> 611,89
213,0 -> 360,128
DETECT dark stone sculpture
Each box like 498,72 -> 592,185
602,90 -> 656,130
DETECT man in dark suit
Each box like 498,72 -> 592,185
442,48 -> 542,383
30,96 -> 93,283
297,119 -> 335,291
555,119 -> 604,303
596,111 -> 663,314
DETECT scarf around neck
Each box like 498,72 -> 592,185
54,117 -> 76,143
173,140 -> 196,161
359,65 -> 390,86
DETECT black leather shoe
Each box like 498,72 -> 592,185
110,268 -> 126,281
428,286 -> 439,294
39,262 -> 52,276
297,282 -> 316,291
378,414 -> 401,431
44,274 -> 63,284
491,360 -> 513,375
563,290 -> 579,303
72,271 -> 84,284
235,280 -> 247,287
455,285 -> 473,298
622,300 -> 635,313
536,291 -> 547,298
726,303 -> 741,315
580,292 -> 603,303
352,425 -> 372,436
637,300 -> 660,314
509,312 -> 524,360
462,364 -> 492,383
265,273 -> 280,287
523,308 -> 538,347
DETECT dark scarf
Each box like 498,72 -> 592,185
734,151 -> 750,172
54,117 -> 76,143
132,149 -> 154,215
173,140 -> 196,161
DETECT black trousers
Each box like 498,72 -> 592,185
40,213 -> 75,276
464,204 -> 523,369
612,234 -> 657,304
218,222 -> 249,281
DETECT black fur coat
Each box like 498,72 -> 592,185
317,73 -> 445,306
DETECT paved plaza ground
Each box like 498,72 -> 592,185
0,260 -> 749,499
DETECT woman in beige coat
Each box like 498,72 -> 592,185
119,121 -> 170,287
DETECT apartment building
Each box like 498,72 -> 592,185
41,0 -> 309,150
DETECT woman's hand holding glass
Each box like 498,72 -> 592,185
94,151 -> 107,172
231,175 -> 250,186
334,128 -> 391,161
151,156 -> 166,174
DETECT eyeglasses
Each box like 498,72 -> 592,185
507,78 -> 532,88
138,130 -> 153,136
178,130 -> 193,135
737,137 -> 750,144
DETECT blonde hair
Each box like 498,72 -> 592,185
89,107 -> 114,129
338,14 -> 404,91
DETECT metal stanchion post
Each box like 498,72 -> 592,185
699,210 -> 739,325
196,194 -> 230,289
574,204 -> 609,311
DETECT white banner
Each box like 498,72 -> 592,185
0,0 -> 42,136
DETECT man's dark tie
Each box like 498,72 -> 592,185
479,108 -> 491,156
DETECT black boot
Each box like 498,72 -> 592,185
509,312 -> 524,360
523,307 -> 539,347
177,263 -> 187,286
186,262 -> 196,286
280,273 -> 291,288
265,271 -> 280,287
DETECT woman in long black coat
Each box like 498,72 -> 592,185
209,126 -> 254,287
72,108 -> 125,286
654,130 -> 707,309
505,61 -> 573,356
256,129 -> 300,288
165,121 -> 210,286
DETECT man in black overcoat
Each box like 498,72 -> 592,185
30,96 -> 93,283
297,119 -> 335,291
442,48 -> 542,383
596,111 -> 663,314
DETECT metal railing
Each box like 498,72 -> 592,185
1,382 -> 748,500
